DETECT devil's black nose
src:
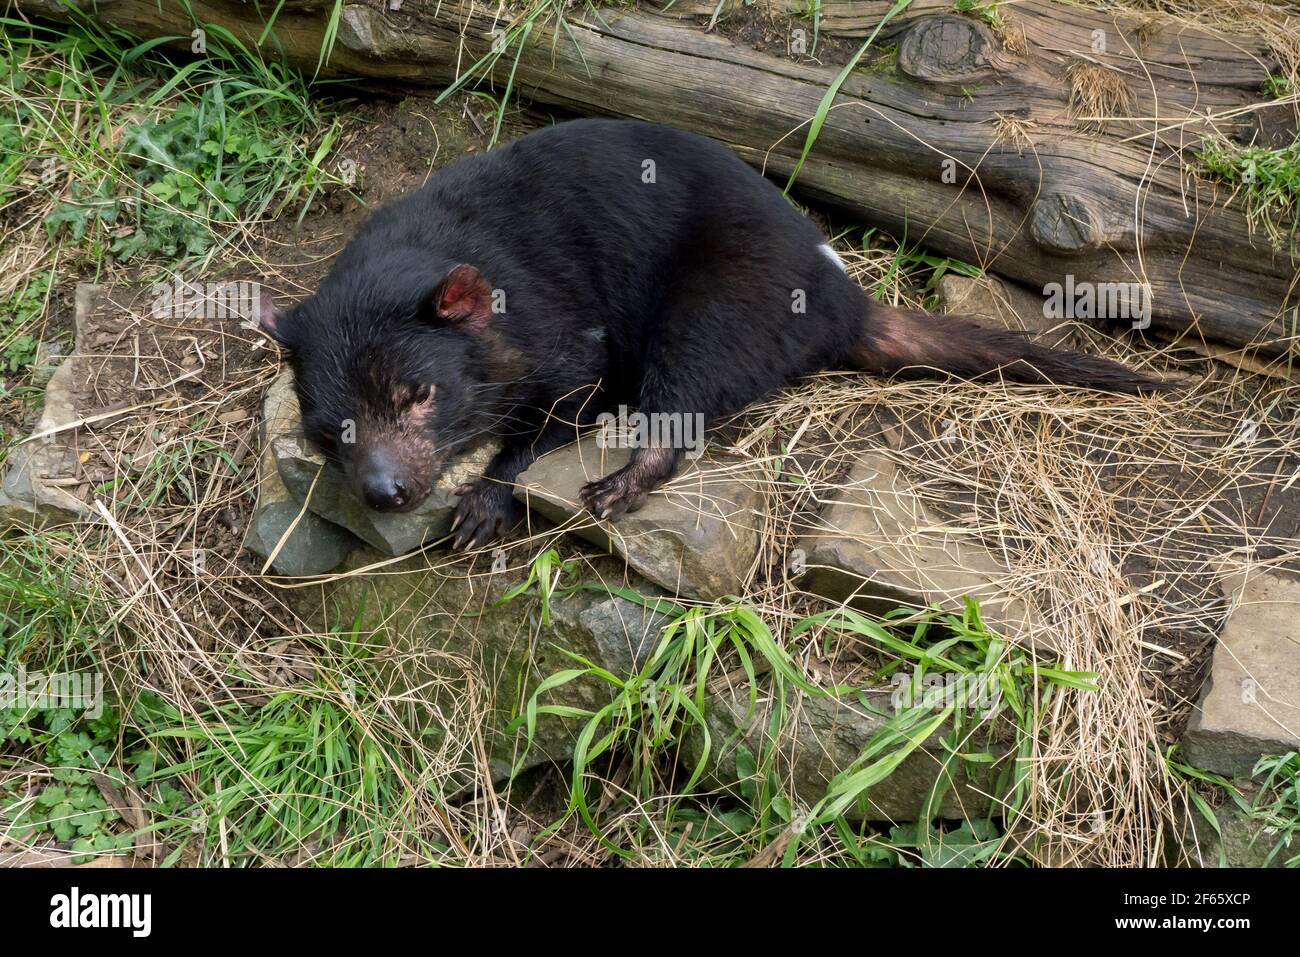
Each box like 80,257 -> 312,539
357,446 -> 416,511
361,473 -> 409,511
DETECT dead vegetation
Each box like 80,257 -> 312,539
1066,60 -> 1137,130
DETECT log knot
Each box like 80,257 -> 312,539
897,15 -> 1003,85
338,4 -> 398,57
1030,191 -> 1102,253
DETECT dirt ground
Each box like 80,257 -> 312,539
255,96 -> 543,300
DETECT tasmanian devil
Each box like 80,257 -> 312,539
260,119 -> 1164,549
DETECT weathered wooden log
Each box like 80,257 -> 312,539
20,0 -> 1299,359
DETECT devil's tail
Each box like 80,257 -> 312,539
851,305 -> 1168,395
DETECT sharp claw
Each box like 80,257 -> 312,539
451,512 -> 464,532
454,483 -> 474,496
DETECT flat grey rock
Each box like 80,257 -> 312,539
244,370 -> 360,575
0,285 -> 98,528
271,396 -> 495,557
689,682 -> 1007,821
514,435 -> 765,600
1183,566 -> 1300,776
573,594 -> 676,677
245,497 -> 361,575
798,452 -> 1047,647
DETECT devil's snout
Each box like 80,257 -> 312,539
357,447 -> 416,511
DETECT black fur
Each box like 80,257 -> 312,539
266,119 -> 1163,547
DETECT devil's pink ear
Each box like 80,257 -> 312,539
434,265 -> 493,329
257,287 -> 291,345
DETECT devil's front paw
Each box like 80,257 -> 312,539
578,465 -> 655,520
450,479 -> 518,550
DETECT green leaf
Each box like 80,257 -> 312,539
148,180 -> 178,202
49,803 -> 77,841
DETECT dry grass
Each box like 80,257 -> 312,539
1088,0 -> 1300,87
1067,60 -> 1138,131
671,242 -> 1298,866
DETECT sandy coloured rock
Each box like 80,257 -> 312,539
1182,566 -> 1300,777
514,436 -> 766,600
797,452 -> 1045,645
272,416 -> 496,557
0,286 -> 98,527
244,370 -> 361,575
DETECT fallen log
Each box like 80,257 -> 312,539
20,0 -> 1300,359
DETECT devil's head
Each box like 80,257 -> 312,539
261,258 -> 498,512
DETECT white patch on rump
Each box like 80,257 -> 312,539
819,243 -> 847,272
